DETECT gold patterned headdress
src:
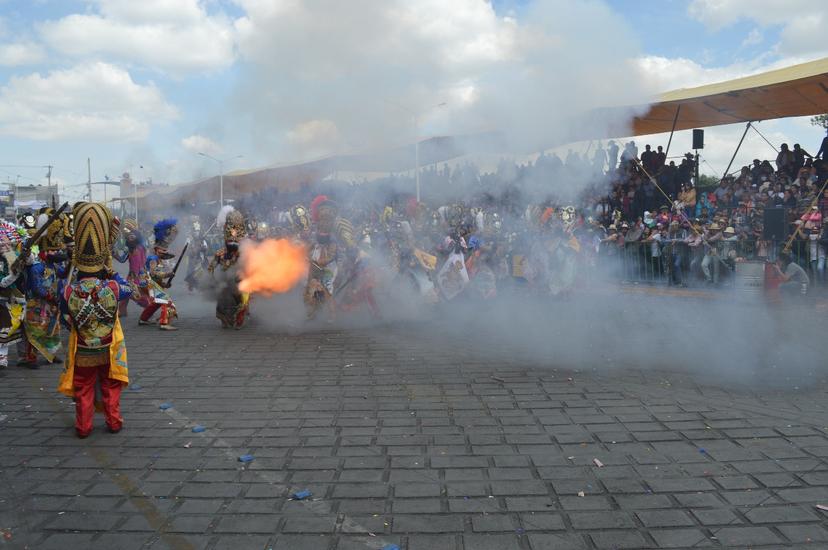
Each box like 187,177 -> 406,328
72,202 -> 115,273
35,208 -> 69,252
224,209 -> 246,244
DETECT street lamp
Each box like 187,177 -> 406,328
387,101 -> 446,203
198,153 -> 243,206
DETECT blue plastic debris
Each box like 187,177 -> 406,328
191,425 -> 206,433
128,384 -> 142,391
291,489 -> 312,500
238,454 -> 254,463
381,545 -> 400,550
699,448 -> 707,454
159,402 -> 172,410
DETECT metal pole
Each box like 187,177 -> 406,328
46,165 -> 53,204
750,123 -> 779,154
694,150 -> 700,187
87,158 -> 92,201
721,122 -> 751,183
219,160 -> 224,206
134,176 -> 138,226
415,139 -> 420,203
664,105 -> 681,157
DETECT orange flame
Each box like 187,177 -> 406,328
239,238 -> 308,295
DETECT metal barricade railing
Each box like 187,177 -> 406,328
600,239 -> 825,287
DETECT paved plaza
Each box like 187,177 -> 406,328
1,294 -> 828,549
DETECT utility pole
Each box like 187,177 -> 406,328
87,158 -> 92,201
46,165 -> 54,206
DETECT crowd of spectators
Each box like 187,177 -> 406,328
169,128 -> 828,290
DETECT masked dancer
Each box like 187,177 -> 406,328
139,219 -> 179,330
58,202 -> 131,438
208,206 -> 250,329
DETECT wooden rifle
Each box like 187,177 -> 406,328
165,241 -> 189,287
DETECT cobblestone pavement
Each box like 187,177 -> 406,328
1,294 -> 828,549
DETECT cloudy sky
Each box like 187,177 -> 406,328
0,0 -> 826,202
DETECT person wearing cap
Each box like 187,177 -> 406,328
678,183 -> 696,220
775,252 -> 810,299
801,205 -> 822,230
701,223 -> 723,284
684,224 -> 704,283
805,225 -> 826,284
58,202 -> 132,438
663,220 -> 686,285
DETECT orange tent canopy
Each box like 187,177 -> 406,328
627,57 -> 828,136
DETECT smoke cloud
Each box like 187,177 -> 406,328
231,0 -> 653,162
131,1 -> 828,394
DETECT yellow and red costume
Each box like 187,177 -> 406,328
58,202 -> 131,438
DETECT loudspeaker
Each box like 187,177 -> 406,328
763,207 -> 787,241
692,129 -> 704,150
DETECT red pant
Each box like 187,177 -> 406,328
73,363 -> 123,436
140,303 -> 171,325
17,339 -> 37,363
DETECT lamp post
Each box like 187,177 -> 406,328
198,153 -> 243,206
386,101 -> 446,203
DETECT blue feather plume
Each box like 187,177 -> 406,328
153,218 -> 177,243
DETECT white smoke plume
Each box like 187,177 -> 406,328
231,0 -> 653,162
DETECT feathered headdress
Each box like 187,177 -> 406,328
310,195 -> 329,223
217,205 -> 235,229
218,206 -> 245,244
35,208 -> 68,251
153,218 -> 178,250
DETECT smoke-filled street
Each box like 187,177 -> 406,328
3,2 -> 828,549
2,291 -> 827,550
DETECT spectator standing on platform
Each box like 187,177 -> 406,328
655,146 -> 666,172
814,128 -> 828,160
792,144 -> 812,176
607,140 -> 619,171
641,144 -> 655,174
776,143 -> 795,177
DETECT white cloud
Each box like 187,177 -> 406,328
688,0 -> 828,58
0,62 -> 177,141
0,42 -> 46,66
181,134 -> 223,156
740,28 -> 762,48
38,0 -> 237,73
634,53 -> 827,95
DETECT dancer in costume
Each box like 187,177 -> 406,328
0,222 -> 27,369
58,202 -> 131,438
286,204 -> 311,244
113,219 -> 151,318
184,221 -> 210,291
139,219 -> 179,330
208,206 -> 250,329
336,230 -> 382,318
18,208 -> 69,367
305,197 -> 341,321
